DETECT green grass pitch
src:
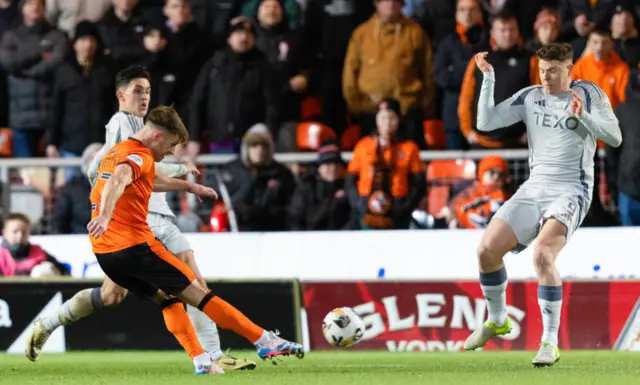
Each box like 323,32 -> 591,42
2,351 -> 639,385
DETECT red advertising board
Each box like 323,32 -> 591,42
303,281 -> 640,351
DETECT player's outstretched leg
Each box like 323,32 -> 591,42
179,287 -> 304,363
155,295 -> 223,375
531,219 -> 566,367
177,250 -> 255,370
464,218 -> 518,351
26,278 -> 126,361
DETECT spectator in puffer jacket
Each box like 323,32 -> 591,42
46,21 -> 114,181
218,124 -> 296,231
343,0 -> 434,148
0,0 -> 68,157
288,139 -> 352,230
51,143 -> 101,234
0,212 -> 69,276
434,0 -> 486,150
188,17 -> 279,157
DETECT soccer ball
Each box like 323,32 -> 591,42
322,307 -> 365,348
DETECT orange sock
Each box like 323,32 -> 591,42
199,293 -> 264,343
162,299 -> 205,359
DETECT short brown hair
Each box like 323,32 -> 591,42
146,106 -> 189,144
491,10 -> 517,25
536,42 -> 573,61
3,213 -> 30,228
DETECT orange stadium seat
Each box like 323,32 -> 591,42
296,122 -> 336,151
423,120 -> 446,150
300,96 -> 322,121
341,124 -> 361,150
0,128 -> 12,157
426,159 -> 477,216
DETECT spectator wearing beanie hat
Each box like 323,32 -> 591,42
288,139 -> 353,230
0,0 -> 68,157
189,17 -> 279,158
526,7 -> 561,52
346,98 -> 426,230
442,155 -> 510,229
46,20 -> 114,180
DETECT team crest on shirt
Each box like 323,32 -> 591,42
127,154 -> 143,166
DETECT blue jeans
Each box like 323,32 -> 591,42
618,192 -> 640,226
59,150 -> 82,182
12,129 -> 43,158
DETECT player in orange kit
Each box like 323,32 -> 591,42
70,106 -> 303,374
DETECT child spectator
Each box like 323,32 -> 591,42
443,155 -> 510,229
0,213 -> 69,276
346,98 -> 425,230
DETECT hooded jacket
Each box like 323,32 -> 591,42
221,124 -> 296,231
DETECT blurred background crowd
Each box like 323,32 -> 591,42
0,0 -> 638,240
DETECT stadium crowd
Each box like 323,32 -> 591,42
0,0 -> 638,235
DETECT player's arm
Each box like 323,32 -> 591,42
97,163 -> 134,221
571,89 -> 623,147
153,172 -> 191,192
474,53 -> 524,132
153,173 -> 218,199
154,161 -> 199,178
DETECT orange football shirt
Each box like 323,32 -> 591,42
90,138 -> 156,253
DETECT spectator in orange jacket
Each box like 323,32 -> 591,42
342,0 -> 433,148
443,156 -> 510,229
458,11 -> 540,149
572,29 -> 629,110
346,98 -> 426,230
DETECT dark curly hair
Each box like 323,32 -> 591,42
536,42 -> 573,62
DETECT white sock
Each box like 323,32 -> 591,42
41,288 -> 102,332
187,305 -> 221,354
480,267 -> 508,325
254,330 -> 271,345
193,352 -> 211,367
538,285 -> 563,346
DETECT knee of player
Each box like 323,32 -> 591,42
100,287 -> 127,306
532,243 -> 557,270
476,242 -> 502,264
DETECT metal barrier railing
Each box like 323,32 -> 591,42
0,149 -> 607,233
